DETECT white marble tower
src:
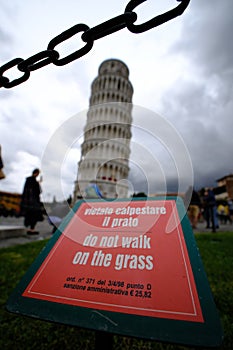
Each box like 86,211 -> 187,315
73,58 -> 133,200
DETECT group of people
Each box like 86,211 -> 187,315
187,188 -> 233,232
217,200 -> 233,225
5,164 -> 233,235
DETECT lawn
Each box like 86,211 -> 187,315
0,232 -> 232,350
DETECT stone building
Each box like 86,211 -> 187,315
214,174 -> 233,199
73,59 -> 133,200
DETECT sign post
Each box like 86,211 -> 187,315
7,197 -> 223,347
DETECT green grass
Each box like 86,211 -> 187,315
0,232 -> 232,350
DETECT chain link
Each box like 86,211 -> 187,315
0,0 -> 190,89
125,0 -> 190,33
47,23 -> 93,66
18,50 -> 59,72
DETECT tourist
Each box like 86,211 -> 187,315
227,198 -> 233,223
188,190 -> 201,229
20,168 -> 43,235
203,188 -> 218,232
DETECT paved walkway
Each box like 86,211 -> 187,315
0,203 -> 70,248
0,217 -> 54,248
0,216 -> 232,249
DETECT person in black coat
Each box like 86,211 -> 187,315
203,188 -> 218,232
0,145 -> 5,180
20,168 -> 43,234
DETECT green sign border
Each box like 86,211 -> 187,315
6,197 -> 223,347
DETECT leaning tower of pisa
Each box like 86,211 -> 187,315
73,58 -> 133,200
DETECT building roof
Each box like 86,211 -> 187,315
217,173 -> 233,182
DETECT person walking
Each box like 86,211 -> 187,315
0,145 -> 5,180
20,168 -> 43,235
203,188 -> 218,232
188,189 -> 201,229
227,198 -> 233,224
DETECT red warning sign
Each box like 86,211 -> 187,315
23,200 -> 204,323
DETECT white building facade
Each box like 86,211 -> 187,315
73,59 -> 133,200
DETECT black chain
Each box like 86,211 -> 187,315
0,0 -> 190,89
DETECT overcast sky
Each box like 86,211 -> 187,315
0,0 -> 232,202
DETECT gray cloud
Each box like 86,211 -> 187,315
174,0 -> 233,75
157,0 -> 233,191
0,2 -> 15,56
